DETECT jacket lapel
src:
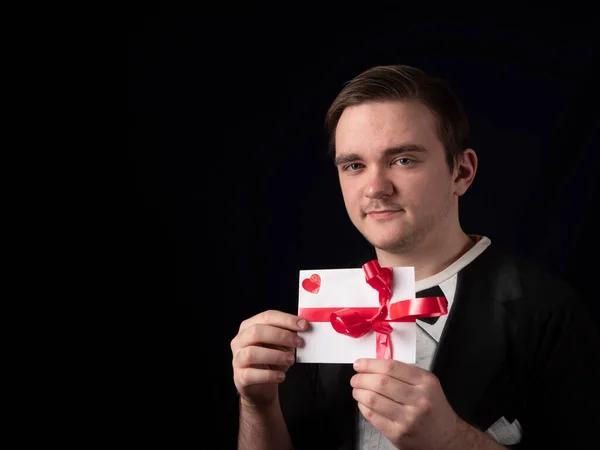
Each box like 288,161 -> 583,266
430,246 -> 521,426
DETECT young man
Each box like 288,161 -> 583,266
230,65 -> 600,449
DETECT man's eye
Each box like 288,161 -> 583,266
394,158 -> 412,166
345,163 -> 363,171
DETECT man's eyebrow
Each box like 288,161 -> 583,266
333,143 -> 428,166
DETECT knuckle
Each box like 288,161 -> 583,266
239,317 -> 254,334
362,404 -> 374,419
231,350 -> 241,368
404,408 -> 417,428
375,375 -> 389,389
382,360 -> 396,375
272,328 -> 289,346
422,372 -> 439,389
248,325 -> 261,341
275,328 -> 285,342
239,368 -> 252,385
230,335 -> 240,352
263,309 -> 276,323
363,390 -> 378,409
416,397 -> 433,414
236,346 -> 252,366
394,423 -> 409,441
390,419 -> 406,436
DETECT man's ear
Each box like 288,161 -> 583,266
454,148 -> 477,196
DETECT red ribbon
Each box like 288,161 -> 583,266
298,260 -> 448,359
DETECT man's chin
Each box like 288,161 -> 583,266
366,235 -> 411,253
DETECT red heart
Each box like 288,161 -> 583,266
302,274 -> 321,294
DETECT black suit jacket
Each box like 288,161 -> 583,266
279,244 -> 600,449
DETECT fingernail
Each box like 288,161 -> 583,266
353,359 -> 361,370
297,319 -> 307,329
287,354 -> 295,363
294,336 -> 302,346
277,372 -> 285,382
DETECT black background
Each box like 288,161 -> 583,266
128,8 -> 599,447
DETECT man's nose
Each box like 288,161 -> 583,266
364,169 -> 393,198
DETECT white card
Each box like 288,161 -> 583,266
296,265 -> 416,364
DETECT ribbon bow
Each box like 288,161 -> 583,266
329,260 -> 447,359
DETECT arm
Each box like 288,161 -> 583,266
449,418 -> 508,450
231,310 -> 307,450
238,396 -> 294,450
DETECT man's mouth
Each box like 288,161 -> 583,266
365,209 -> 403,219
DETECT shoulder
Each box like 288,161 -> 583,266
469,242 -> 582,312
472,242 -> 600,350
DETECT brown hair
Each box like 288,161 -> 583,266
324,65 -> 471,172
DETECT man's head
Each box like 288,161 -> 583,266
325,65 -> 477,256
325,65 -> 470,172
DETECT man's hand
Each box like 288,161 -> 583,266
351,358 -> 503,450
231,310 -> 308,409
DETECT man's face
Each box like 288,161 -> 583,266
334,100 -> 458,254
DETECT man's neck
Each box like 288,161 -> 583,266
376,231 -> 475,281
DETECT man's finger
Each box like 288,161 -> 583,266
233,345 -> 295,369
353,358 -> 425,385
356,402 -> 397,439
353,387 -> 406,422
239,309 -> 308,334
235,367 -> 286,389
350,373 -> 414,405
234,323 -> 303,352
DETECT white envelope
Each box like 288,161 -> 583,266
296,265 -> 416,364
